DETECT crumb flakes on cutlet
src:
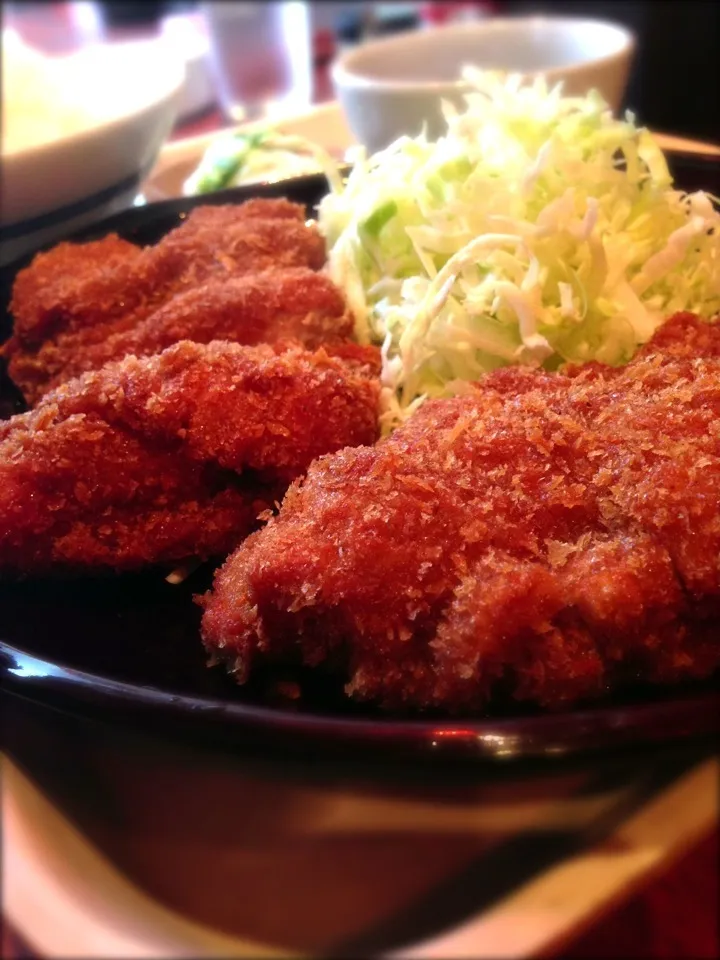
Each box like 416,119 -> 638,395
32,405 -> 59,430
545,532 -> 592,567
445,416 -> 472,446
266,422 -> 292,437
459,519 -> 489,542
397,474 -> 436,495
199,314 -> 720,711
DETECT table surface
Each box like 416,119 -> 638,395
3,828 -> 717,958
2,6 -> 719,959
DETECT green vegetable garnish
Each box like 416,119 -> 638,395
188,131 -> 270,194
362,200 -> 398,238
185,130 -> 343,196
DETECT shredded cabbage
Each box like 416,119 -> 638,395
318,69 -> 720,433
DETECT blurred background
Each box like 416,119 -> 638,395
4,0 -> 718,139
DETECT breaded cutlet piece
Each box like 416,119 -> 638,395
3,199 -> 326,404
0,338 -> 380,574
7,269 -> 355,386
7,199 -> 307,346
200,313 -> 720,713
177,197 -> 308,227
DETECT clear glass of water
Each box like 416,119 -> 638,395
202,1 -> 313,124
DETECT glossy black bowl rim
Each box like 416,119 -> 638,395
2,640 -> 718,761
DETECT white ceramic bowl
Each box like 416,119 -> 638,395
1,39 -> 185,267
333,16 -> 636,153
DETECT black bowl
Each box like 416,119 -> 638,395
1,159 -> 718,764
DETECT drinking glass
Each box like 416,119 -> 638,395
202,1 -> 312,123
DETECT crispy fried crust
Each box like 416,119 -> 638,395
4,200 -> 327,403
0,339 -> 380,574
6,269 -> 354,389
200,313 -> 720,712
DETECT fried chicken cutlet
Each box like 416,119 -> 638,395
3,199 -> 327,404
0,339 -> 380,574
5,269 -> 354,389
200,313 -> 720,713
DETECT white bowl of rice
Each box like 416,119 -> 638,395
1,31 -> 184,266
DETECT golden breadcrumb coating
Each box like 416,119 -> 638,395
200,313 -> 720,713
8,268 -> 354,386
4,200 -> 327,403
0,339 -> 380,574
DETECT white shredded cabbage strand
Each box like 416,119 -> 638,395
317,69 -> 720,433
